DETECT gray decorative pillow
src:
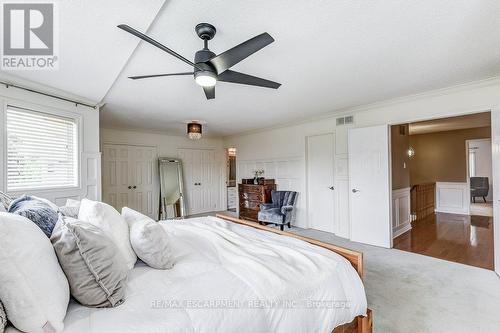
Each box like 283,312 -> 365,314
0,191 -> 13,211
58,205 -> 79,219
50,217 -> 128,308
8,195 -> 58,237
0,300 -> 6,333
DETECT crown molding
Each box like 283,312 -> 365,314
223,75 -> 500,140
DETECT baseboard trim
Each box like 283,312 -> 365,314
393,221 -> 412,238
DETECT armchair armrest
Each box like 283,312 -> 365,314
281,205 -> 294,215
260,203 -> 276,211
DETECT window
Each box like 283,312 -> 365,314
6,106 -> 78,191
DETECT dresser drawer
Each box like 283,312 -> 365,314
239,200 -> 261,211
241,192 -> 263,202
240,209 -> 258,221
239,185 -> 263,194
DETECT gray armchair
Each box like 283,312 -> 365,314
470,177 -> 489,203
258,190 -> 298,231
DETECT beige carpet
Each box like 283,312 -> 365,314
292,228 -> 500,333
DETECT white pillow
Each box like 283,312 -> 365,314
65,198 -> 81,209
121,207 -> 173,270
0,213 -> 69,333
78,199 -> 137,269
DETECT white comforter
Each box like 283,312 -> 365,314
8,216 -> 367,333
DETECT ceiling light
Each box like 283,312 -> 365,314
187,122 -> 202,140
194,71 -> 217,87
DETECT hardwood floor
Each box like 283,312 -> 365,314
393,212 -> 494,270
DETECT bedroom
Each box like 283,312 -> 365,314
0,1 -> 500,333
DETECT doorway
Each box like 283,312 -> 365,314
467,139 -> 493,217
226,148 -> 237,212
390,112 -> 494,270
306,133 -> 335,233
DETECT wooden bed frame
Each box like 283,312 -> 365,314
216,214 -> 373,333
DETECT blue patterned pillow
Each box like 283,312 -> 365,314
8,195 -> 58,237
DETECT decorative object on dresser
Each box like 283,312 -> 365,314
258,190 -> 298,231
238,180 -> 276,221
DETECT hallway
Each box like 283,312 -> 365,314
393,212 -> 494,270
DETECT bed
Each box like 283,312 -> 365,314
6,214 -> 371,333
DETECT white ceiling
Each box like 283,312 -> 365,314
3,1 -> 500,137
0,0 -> 165,102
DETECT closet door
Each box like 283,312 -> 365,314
178,148 -> 219,215
130,146 -> 156,218
102,144 -> 134,211
102,144 -> 157,218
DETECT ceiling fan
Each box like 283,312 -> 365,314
117,23 -> 281,100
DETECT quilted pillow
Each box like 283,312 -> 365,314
0,213 -> 69,333
122,207 -> 173,270
78,199 -> 136,269
8,195 -> 58,237
51,217 -> 128,308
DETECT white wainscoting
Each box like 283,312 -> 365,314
435,182 -> 470,215
237,157 -> 305,228
392,187 -> 411,238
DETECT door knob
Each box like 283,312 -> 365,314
328,186 -> 335,190
128,186 -> 132,189
352,189 -> 360,193
133,186 -> 137,189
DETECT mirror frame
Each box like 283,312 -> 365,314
158,157 -> 186,219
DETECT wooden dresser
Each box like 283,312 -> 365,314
238,182 -> 276,221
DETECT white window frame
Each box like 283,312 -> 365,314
2,99 -> 83,194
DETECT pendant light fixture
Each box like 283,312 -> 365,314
187,122 -> 202,140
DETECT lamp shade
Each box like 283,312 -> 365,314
187,122 -> 202,140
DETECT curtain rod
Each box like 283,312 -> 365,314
0,80 -> 97,109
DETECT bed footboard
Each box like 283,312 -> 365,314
215,214 -> 373,333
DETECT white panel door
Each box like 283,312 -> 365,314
178,148 -> 219,215
348,125 -> 392,248
307,133 -> 335,233
102,144 -> 133,210
102,144 -> 156,218
131,146 -> 156,218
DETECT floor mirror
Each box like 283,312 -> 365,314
159,157 -> 186,219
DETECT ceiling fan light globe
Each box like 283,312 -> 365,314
195,71 -> 217,87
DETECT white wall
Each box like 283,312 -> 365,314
0,82 -> 100,205
100,128 -> 226,216
224,77 -> 500,243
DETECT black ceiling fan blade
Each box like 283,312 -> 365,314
203,86 -> 215,100
129,72 -> 194,80
209,33 -> 274,74
117,24 -> 203,71
218,70 -> 281,89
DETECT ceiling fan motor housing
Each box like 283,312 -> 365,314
194,49 -> 217,75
